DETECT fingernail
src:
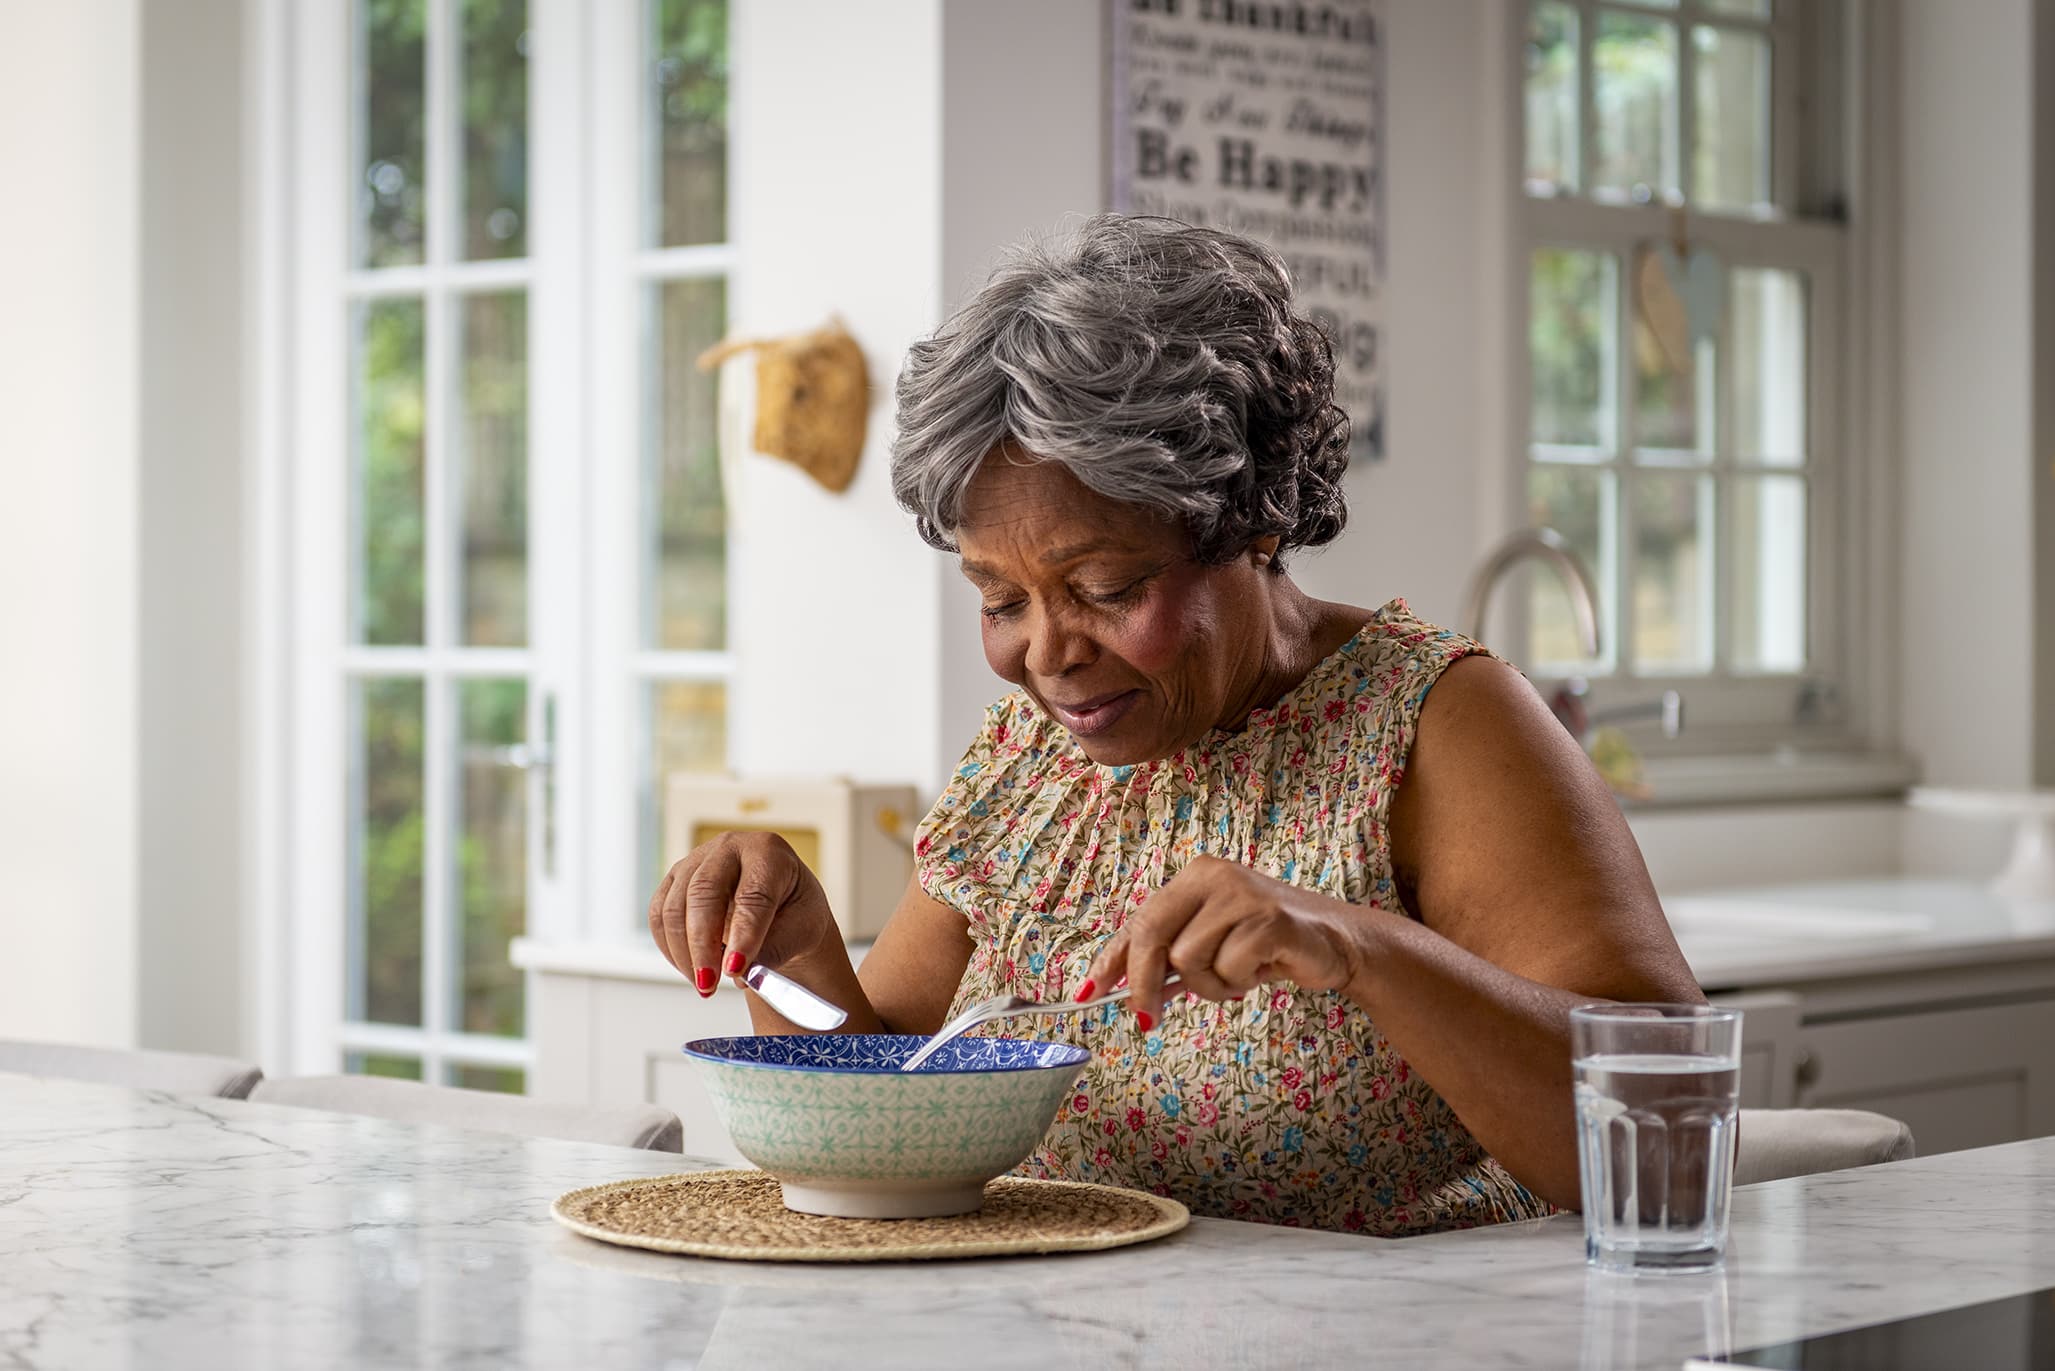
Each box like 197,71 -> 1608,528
1073,978 -> 1097,1003
1136,1010 -> 1154,1032
1115,975 -> 1128,989
695,967 -> 716,995
723,950 -> 744,976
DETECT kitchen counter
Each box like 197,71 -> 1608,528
515,877 -> 2055,994
1668,878 -> 2055,988
5,1073 -> 2055,1369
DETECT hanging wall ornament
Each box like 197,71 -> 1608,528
698,318 -> 870,493
1638,205 -> 1725,364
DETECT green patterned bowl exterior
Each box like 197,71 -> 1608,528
683,1035 -> 1088,1202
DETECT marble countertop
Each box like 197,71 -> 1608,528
516,878 -> 2055,995
5,1073 -> 2055,1369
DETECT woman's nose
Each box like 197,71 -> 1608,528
1022,602 -> 1095,679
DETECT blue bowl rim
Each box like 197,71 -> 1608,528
681,1033 -> 1090,1076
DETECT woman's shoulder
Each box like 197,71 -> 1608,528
1288,599 -> 1500,752
1334,598 -> 1494,695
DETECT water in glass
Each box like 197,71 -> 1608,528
1571,1004 -> 1741,1275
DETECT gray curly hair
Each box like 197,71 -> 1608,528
889,214 -> 1350,569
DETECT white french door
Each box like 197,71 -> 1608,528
272,0 -> 731,1085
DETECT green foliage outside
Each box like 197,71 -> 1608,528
360,299 -> 428,645
463,0 -> 530,258
655,0 -> 728,247
362,0 -> 426,266
360,679 -> 425,1028
348,0 -> 729,1094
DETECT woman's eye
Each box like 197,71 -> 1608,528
1084,579 -> 1146,606
981,601 -> 1025,621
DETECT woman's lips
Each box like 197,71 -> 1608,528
1047,689 -> 1142,737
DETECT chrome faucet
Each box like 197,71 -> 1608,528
1459,527 -> 1682,744
1460,526 -> 1602,659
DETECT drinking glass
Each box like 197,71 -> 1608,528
1571,1002 -> 1743,1274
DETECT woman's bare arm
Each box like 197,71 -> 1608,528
1369,654 -> 1703,1208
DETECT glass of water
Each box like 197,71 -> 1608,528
1571,1002 -> 1742,1274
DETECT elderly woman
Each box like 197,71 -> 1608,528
649,215 -> 1702,1236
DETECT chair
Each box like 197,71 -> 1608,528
1734,1107 -> 1916,1186
0,1039 -> 264,1099
250,1074 -> 684,1152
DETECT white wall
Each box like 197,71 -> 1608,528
0,0 -> 246,1055
2034,0 -> 2055,788
0,2 -> 143,1046
1291,0 -> 1505,630
726,0 -> 948,788
1895,0 -> 2038,790
136,0 -> 245,1054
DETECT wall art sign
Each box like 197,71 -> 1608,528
1110,0 -> 1387,460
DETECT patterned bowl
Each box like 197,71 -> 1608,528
681,1034 -> 1090,1218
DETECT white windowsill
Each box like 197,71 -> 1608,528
1622,749 -> 1919,810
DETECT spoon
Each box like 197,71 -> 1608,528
899,975 -> 1185,1073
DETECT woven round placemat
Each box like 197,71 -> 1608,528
552,1169 -> 1188,1263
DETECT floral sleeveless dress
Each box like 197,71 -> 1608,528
912,599 -> 1551,1237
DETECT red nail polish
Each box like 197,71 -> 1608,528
695,967 -> 716,995
1136,1011 -> 1154,1032
1074,978 -> 1097,1003
723,950 -> 744,976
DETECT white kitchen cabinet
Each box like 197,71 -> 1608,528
1794,999 -> 2055,1157
1708,989 -> 1803,1108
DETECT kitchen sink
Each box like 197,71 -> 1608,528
1663,899 -> 1935,944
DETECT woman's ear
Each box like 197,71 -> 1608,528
1248,535 -> 1283,569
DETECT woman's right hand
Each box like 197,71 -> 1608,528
648,831 -> 840,997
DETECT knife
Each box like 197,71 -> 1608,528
741,964 -> 849,1031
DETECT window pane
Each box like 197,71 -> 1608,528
346,1052 -> 423,1080
1525,3 -> 1580,192
456,679 -> 526,1039
1531,249 -> 1617,450
1732,267 -> 1806,466
1633,249 -> 1717,458
651,0 -> 729,247
450,1064 -> 526,1093
1704,0 -> 1769,18
356,298 -> 427,646
650,279 -> 729,650
357,0 -> 427,268
1631,473 -> 1713,673
1733,476 -> 1806,672
1692,26 -> 1770,211
1593,10 -> 1678,201
461,0 -> 529,259
1525,465 -> 1617,671
459,292 -> 528,645
351,677 -> 425,1027
646,680 -> 728,888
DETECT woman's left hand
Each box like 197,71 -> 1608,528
1079,856 -> 1383,1030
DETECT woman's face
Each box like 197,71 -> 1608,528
954,452 -> 1278,766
